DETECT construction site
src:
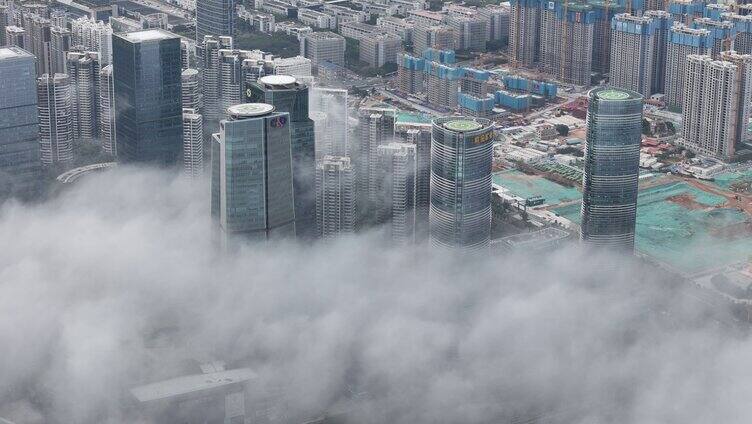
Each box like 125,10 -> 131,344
494,167 -> 752,276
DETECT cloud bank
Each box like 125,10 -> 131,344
0,167 -> 750,424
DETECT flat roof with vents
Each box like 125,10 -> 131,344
118,29 -> 177,43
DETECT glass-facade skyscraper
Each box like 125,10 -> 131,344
0,46 -> 41,200
580,88 -> 643,252
429,117 -> 494,251
211,103 -> 296,244
113,29 -> 183,165
246,75 -> 316,239
196,0 -> 236,42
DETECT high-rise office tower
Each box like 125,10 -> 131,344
299,32 -> 345,73
682,52 -> 752,160
99,64 -> 116,156
0,46 -> 41,199
113,29 -> 183,164
181,68 -> 201,111
246,75 -> 316,238
539,1 -> 595,86
425,61 -> 461,108
609,14 -> 657,97
66,51 -> 101,143
37,73 -> 74,165
644,10 -> 670,95
429,117 -> 494,251
70,17 -> 113,65
404,128 -> 431,241
509,0 -> 540,67
376,142 -> 418,244
398,54 -> 425,94
315,155 -> 356,238
196,0 -> 236,42
665,24 -> 712,110
309,87 -> 349,157
182,108 -> 203,178
590,1 -> 622,76
580,88 -> 642,252
199,35 -> 233,122
355,106 -> 396,221
211,103 -> 296,243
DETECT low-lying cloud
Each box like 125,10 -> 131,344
0,167 -> 750,424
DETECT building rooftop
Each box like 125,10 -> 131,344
130,368 -> 257,403
0,46 -> 33,60
118,28 -> 177,43
259,74 -> 297,87
444,119 -> 483,132
228,103 -> 275,118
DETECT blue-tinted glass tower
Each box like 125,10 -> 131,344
0,47 -> 41,200
113,29 -> 183,165
429,117 -> 494,252
246,75 -> 316,239
196,0 -> 236,43
211,103 -> 296,244
580,88 -> 643,252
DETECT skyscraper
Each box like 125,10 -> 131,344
181,68 -> 201,111
99,64 -> 116,156
681,52 -> 752,160
404,128 -> 431,241
425,61 -> 461,108
246,75 -> 316,239
113,29 -> 183,165
66,50 -> 101,143
182,108 -> 203,178
315,155 -> 356,239
609,14 -> 657,97
397,54 -> 425,94
429,117 -> 494,251
509,0 -> 540,67
196,0 -> 236,42
49,26 -> 71,75
309,87 -> 349,157
580,88 -> 643,252
37,73 -> 74,165
0,46 -> 41,199
644,10 -> 670,95
355,105 -> 396,223
199,35 -> 233,123
539,1 -> 595,86
376,142 -> 418,244
211,103 -> 296,243
664,24 -> 712,110
70,17 -> 113,65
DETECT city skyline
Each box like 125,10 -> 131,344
3,1 -> 752,422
